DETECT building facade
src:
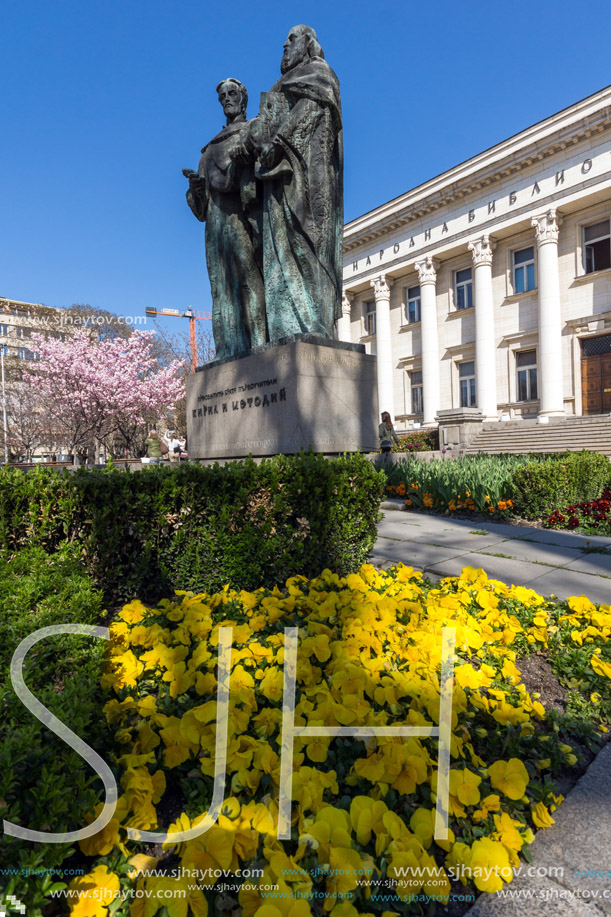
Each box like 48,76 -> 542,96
340,86 -> 611,431
0,297 -> 71,461
0,297 -> 68,363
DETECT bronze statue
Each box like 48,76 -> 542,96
183,26 -> 343,358
249,25 -> 343,342
183,79 -> 266,360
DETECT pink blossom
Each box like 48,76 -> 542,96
24,330 -> 185,452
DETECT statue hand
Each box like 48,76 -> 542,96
230,142 -> 251,164
259,142 -> 279,169
186,172 -> 206,195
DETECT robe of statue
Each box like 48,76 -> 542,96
253,55 -> 343,341
187,121 -> 266,360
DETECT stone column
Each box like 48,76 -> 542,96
336,290 -> 353,342
468,235 -> 498,420
532,209 -> 565,417
415,257 -> 440,425
371,275 -> 394,420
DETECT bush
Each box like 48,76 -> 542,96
511,451 -> 611,520
0,544 -> 107,910
0,453 -> 385,603
394,429 -> 439,452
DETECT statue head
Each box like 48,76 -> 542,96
281,25 -> 324,74
216,78 -> 248,123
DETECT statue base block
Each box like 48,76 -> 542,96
186,338 -> 379,459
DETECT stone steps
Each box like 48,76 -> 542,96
465,417 -> 611,456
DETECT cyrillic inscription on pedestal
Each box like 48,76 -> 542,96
186,340 -> 378,459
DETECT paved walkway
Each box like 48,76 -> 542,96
372,505 -> 611,915
372,502 -> 611,604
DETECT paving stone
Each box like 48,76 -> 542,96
567,552 -> 611,576
507,528 -> 611,550
464,875 -> 604,916
371,538 -> 467,568
480,539 -> 583,567
423,552 -> 558,586
522,742 -> 611,913
523,568 -> 611,604
376,519 -> 506,550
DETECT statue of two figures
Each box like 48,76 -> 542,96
183,25 -> 343,361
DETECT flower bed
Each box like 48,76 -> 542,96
393,430 -> 439,453
59,564 -> 610,916
546,489 -> 611,534
383,455 -> 525,517
383,452 -> 611,522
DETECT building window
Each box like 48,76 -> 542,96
17,348 -> 37,361
364,301 -> 376,336
455,268 -> 473,310
584,219 -> 611,274
513,246 -> 535,293
16,326 -> 32,338
1,345 -> 8,356
516,350 -> 538,401
459,361 -> 476,407
0,324 -> 8,336
410,370 -> 423,414
405,286 -> 421,324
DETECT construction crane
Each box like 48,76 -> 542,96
145,307 -> 212,372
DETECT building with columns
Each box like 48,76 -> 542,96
339,85 -> 611,433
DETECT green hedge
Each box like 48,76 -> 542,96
511,451 -> 611,519
0,453 -> 385,603
0,544 -> 106,909
394,429 -> 439,452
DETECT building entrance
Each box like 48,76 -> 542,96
581,335 -> 611,414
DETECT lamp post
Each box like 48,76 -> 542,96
1,346 -> 8,463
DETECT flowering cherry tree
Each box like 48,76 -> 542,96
24,331 -> 185,460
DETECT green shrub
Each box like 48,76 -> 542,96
393,429 -> 439,452
0,453 -> 385,603
0,544 -> 107,910
511,451 -> 611,519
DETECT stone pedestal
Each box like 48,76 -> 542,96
186,336 -> 379,459
436,408 -> 484,451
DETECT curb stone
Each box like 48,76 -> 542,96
463,725 -> 611,915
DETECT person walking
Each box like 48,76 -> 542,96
379,412 -> 400,454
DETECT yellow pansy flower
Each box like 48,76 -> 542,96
469,837 -> 512,892
449,768 -> 481,806
259,666 -> 284,702
531,802 -> 555,828
78,796 -> 129,857
67,865 -> 120,916
591,653 -> 611,679
488,758 -> 529,800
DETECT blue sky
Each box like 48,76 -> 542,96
2,0 -> 610,335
